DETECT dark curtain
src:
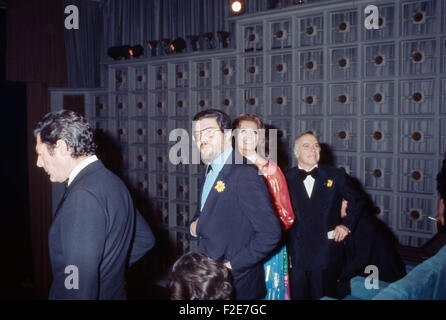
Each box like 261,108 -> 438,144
61,0 -> 328,88
6,0 -> 68,298
63,0 -> 236,88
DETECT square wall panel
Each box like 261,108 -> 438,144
270,53 -> 292,83
330,47 -> 359,80
401,0 -> 439,36
329,83 -> 359,115
400,79 -> 435,115
399,118 -> 435,154
217,57 -> 237,86
268,86 -> 292,117
299,50 -> 324,81
398,196 -> 435,234
363,4 -> 396,41
244,24 -> 263,53
298,14 -> 324,47
401,39 -> 437,76
362,156 -> 394,191
270,19 -> 292,49
363,81 -> 395,115
363,119 -> 394,153
364,43 -> 396,78
329,119 -> 358,152
331,9 -> 359,44
297,84 -> 324,116
398,158 -> 435,194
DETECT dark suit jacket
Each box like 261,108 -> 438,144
336,210 -> 406,297
48,160 -> 155,299
285,165 -> 364,271
191,151 -> 282,300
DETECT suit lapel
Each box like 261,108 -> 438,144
288,167 -> 307,220
310,167 -> 333,205
197,151 -> 237,233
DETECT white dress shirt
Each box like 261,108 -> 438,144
298,164 -> 318,198
67,155 -> 98,186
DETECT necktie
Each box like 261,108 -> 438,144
298,167 -> 318,180
201,165 -> 214,210
205,164 -> 213,176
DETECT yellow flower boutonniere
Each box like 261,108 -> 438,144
215,180 -> 226,192
326,179 -> 333,188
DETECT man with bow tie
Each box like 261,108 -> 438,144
285,132 -> 365,300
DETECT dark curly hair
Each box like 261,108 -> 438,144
33,109 -> 96,157
192,109 -> 232,132
169,252 -> 233,300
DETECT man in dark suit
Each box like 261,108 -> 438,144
285,132 -> 364,300
336,199 -> 406,298
34,110 -> 155,299
436,155 -> 446,232
189,109 -> 282,300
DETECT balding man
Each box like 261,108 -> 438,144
285,132 -> 364,300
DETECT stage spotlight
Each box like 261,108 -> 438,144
107,46 -> 121,60
187,35 -> 200,52
170,37 -> 187,53
268,0 -> 279,9
217,31 -> 230,48
202,32 -> 217,49
160,38 -> 171,54
129,45 -> 144,58
147,40 -> 158,56
107,45 -> 132,60
230,0 -> 245,15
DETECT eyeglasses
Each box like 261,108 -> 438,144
193,127 -> 221,140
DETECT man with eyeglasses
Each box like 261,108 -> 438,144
189,109 -> 282,300
285,132 -> 365,300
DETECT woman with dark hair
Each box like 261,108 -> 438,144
233,113 -> 295,300
170,252 -> 233,300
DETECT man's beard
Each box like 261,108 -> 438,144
199,143 -> 222,164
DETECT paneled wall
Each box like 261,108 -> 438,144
51,0 -> 446,256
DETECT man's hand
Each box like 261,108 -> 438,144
190,219 -> 199,236
224,261 -> 232,269
436,198 -> 445,229
333,224 -> 350,242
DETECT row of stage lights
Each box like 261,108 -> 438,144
107,31 -> 231,60
230,0 -> 306,14
106,1 -> 308,60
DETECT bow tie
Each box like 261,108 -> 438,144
298,167 -> 318,180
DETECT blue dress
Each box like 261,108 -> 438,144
263,246 -> 290,300
259,162 -> 294,300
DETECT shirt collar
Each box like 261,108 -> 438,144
67,155 -> 98,186
209,146 -> 233,172
298,164 -> 318,172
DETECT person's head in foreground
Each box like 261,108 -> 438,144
170,252 -> 233,300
